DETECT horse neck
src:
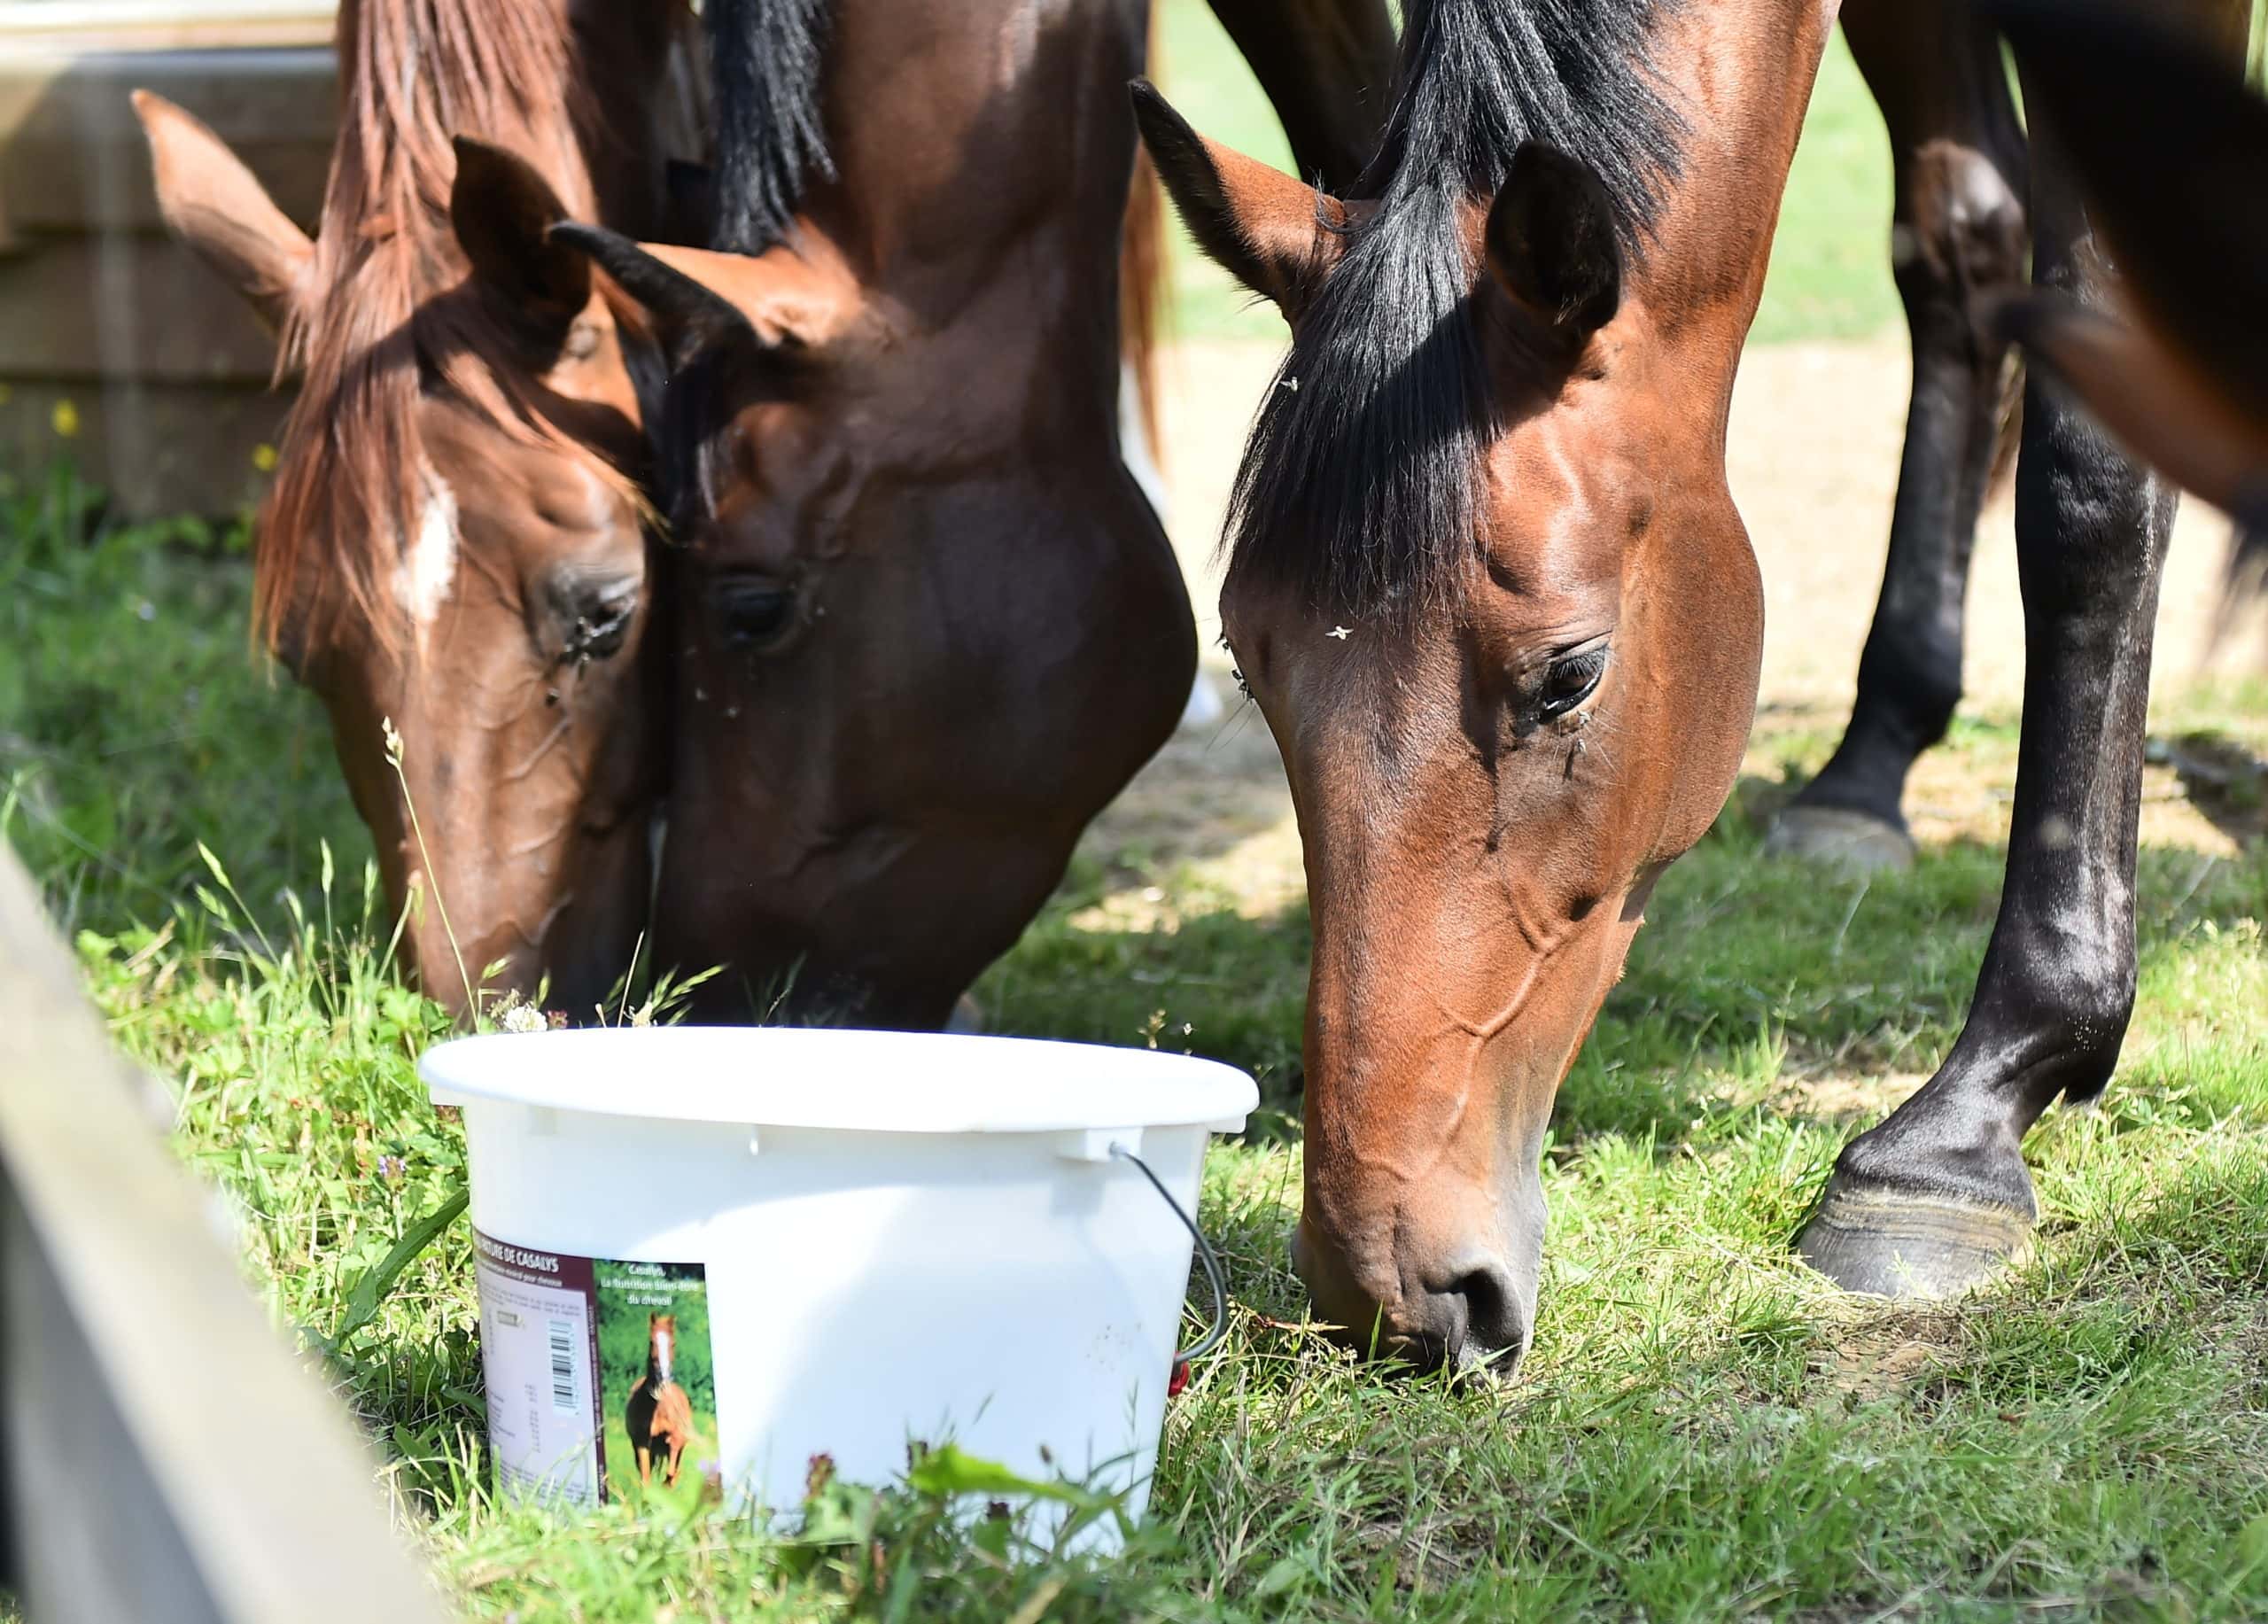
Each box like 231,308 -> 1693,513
796,0 -> 1145,314
568,0 -> 707,241
1624,0 -> 1837,372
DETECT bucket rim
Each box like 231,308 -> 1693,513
418,1026 -> 1259,1135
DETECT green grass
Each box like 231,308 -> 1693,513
9,416 -> 2268,1621
1153,4 -> 1899,346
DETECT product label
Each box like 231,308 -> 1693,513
473,1230 -> 718,1509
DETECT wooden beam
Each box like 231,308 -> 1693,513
0,846 -> 447,1623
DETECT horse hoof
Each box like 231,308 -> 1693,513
1796,1175 -> 2031,1298
1765,805 -> 1916,874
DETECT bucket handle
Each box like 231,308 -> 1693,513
1108,1142 -> 1229,1369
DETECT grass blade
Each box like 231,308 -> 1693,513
324,1183 -> 469,1356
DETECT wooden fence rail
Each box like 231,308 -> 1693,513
0,843 -> 447,1622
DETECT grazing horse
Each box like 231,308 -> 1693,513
624,1312 -> 695,1488
1140,0 -> 2249,1371
548,0 -> 1392,1029
135,0 -> 705,1016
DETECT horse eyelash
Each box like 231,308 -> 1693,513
1216,633 -> 1253,702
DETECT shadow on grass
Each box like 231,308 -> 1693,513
984,796 -> 2268,1157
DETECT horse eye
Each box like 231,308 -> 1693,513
545,569 -> 641,667
573,600 -> 633,660
1538,648 -> 1608,717
715,577 -> 797,651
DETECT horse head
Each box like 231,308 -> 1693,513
136,82 -> 663,1018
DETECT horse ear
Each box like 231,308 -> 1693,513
450,137 -> 590,325
550,224 -> 753,353
1130,79 -> 1345,320
550,224 -> 853,357
1484,143 -> 1621,339
131,89 -> 311,332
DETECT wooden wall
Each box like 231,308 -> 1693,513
0,18 -> 333,518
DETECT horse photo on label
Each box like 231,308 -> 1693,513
594,1260 -> 716,1509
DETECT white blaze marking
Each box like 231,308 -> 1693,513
396,462 -> 459,633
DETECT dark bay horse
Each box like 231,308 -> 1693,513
1982,0 -> 2268,577
136,0 -> 705,1016
1141,0 -> 2249,1371
1773,0 -> 2249,874
1765,0 -> 2029,874
624,1312 -> 696,1488
548,0 -> 1393,1029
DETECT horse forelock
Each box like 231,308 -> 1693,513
1224,0 -> 1686,620
254,0 -> 623,661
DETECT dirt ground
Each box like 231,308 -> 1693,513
1091,334 -> 2268,913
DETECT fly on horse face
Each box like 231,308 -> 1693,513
135,0 -> 704,1017
1144,0 -> 2249,1372
625,1311 -> 696,1488
541,0 -> 1392,1029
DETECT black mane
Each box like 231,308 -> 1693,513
705,0 -> 835,254
1228,0 -> 1683,616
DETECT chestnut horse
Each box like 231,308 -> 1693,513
548,0 -> 1393,1029
624,1312 -> 695,1488
1141,0 -> 2249,1371
136,0 -> 705,1016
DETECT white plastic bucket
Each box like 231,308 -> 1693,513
419,1027 -> 1256,1541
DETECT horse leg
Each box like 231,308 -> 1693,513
635,1442 -> 652,1485
1797,0 -> 2250,1293
1201,0 -> 1395,193
1770,0 -> 2025,872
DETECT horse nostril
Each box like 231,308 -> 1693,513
1443,1265 -> 1526,1366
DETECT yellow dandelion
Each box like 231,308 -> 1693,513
50,399 -> 80,439
252,442 -> 278,473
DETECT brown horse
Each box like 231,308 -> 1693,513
1139,0 -> 1829,1371
1144,0 -> 2261,1369
542,0 -> 1401,1029
623,1312 -> 695,1488
136,0 -> 705,1017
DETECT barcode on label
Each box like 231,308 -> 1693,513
548,1318 -> 576,1411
